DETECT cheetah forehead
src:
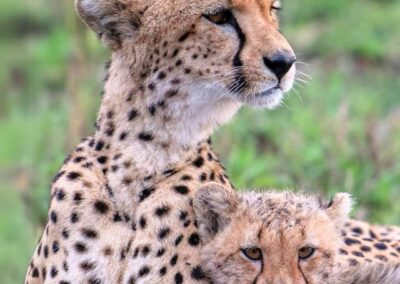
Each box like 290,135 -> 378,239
118,0 -> 276,34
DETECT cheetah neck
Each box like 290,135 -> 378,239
93,55 -> 241,178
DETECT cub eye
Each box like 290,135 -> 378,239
204,9 -> 233,25
242,247 -> 263,261
298,246 -> 315,260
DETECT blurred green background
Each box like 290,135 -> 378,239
1,0 -> 399,283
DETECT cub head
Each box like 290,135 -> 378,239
193,184 -> 353,284
76,0 -> 296,111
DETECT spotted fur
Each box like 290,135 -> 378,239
25,0 -> 297,283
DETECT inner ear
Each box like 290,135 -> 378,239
325,193 -> 353,227
193,183 -> 238,242
75,0 -> 141,50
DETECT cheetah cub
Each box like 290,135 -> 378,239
193,184 -> 400,284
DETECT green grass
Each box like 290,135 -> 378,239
1,0 -> 399,283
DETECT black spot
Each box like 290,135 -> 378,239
32,267 -> 39,278
163,168 -> 177,177
170,254 -> 178,266
80,261 -> 96,271
55,189 -> 66,201
178,31 -> 191,42
352,251 -> 364,257
75,242 -> 87,253
52,241 -> 59,253
139,216 -> 147,229
106,110 -> 114,119
52,170 -> 65,184
73,192 -> 83,204
94,200 -> 109,214
369,230 -> 377,239
148,105 -> 156,116
128,109 -> 138,121
131,247 -> 138,259
128,276 -> 136,284
191,266 -> 206,280
188,233 -> 200,246
50,211 -> 58,223
119,132 -> 128,141
344,238 -> 361,246
159,266 -> 167,276
175,235 -> 184,246
165,89 -> 178,98
88,278 -> 102,284
63,261 -> 69,272
155,206 -> 171,217
70,212 -> 79,223
179,211 -> 188,220
138,132 -> 154,141
158,228 -> 171,239
138,266 -> 150,277
193,157 -> 204,168
175,272 -> 183,284
44,245 -> 49,258
174,185 -> 189,195
374,243 -> 388,250
199,173 -> 207,182
172,48 -> 180,57
82,228 -> 98,239
82,162 -> 93,169
351,227 -> 363,234
181,175 -> 192,181
139,187 -> 156,202
62,229 -> 69,239
158,71 -> 166,80
113,212 -> 123,222
142,245 -> 151,257
360,245 -> 371,252
97,156 -> 108,164
74,156 -> 86,163
95,140 -> 105,151
67,171 -> 81,180
50,266 -> 58,278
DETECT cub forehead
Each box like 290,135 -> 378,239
241,191 -> 324,218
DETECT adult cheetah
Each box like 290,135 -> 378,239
193,184 -> 400,284
25,0 -> 297,283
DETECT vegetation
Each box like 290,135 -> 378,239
1,0 -> 399,282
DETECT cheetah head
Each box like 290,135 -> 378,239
76,0 -> 296,114
193,184 -> 353,284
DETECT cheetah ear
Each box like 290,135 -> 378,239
325,193 -> 353,226
193,183 -> 238,242
75,0 -> 141,50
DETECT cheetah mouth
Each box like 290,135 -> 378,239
254,86 -> 281,97
238,86 -> 284,109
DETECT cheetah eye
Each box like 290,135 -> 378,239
204,9 -> 233,25
242,247 -> 263,261
298,246 -> 315,260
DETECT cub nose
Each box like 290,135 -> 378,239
263,53 -> 296,81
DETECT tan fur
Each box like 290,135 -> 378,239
194,185 -> 400,284
25,0 -> 297,283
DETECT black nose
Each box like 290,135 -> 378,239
263,53 -> 296,80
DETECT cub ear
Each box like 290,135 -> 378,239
75,0 -> 141,50
325,193 -> 353,227
193,183 -> 238,242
